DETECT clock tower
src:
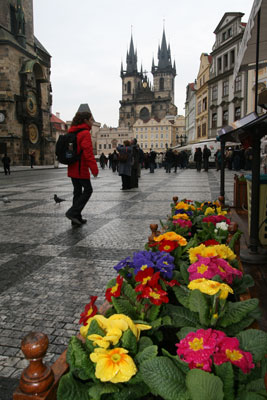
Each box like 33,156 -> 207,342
0,0 -> 53,165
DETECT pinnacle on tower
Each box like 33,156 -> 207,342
157,28 -> 172,70
126,35 -> 138,73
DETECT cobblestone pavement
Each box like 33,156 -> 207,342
0,166 -> 248,398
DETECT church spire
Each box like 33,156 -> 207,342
126,34 -> 138,74
157,28 -> 172,70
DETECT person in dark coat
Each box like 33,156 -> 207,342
149,149 -> 157,173
117,140 -> 132,190
194,147 -> 202,172
111,150 -> 118,172
30,152 -> 35,168
130,138 -> 139,188
66,111 -> 99,226
203,145 -> 211,172
2,153 -> 11,175
100,153 -> 106,169
165,149 -> 174,173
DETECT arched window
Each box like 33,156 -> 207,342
127,81 -> 131,94
160,77 -> 164,90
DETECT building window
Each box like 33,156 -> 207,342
235,75 -> 242,92
212,85 -> 218,100
217,57 -> 222,72
202,123 -> 206,137
200,78 -> 202,87
161,142 -> 164,148
228,27 -> 232,37
235,106 -> 241,120
223,80 -> 229,96
203,74 -> 205,84
212,113 -> 217,129
222,31 -> 227,41
161,133 -> 163,138
109,144 -> 111,149
99,144 -> 102,149
127,81 -> 131,94
230,49 -> 235,64
197,101 -> 201,114
222,109 -> 228,126
141,134 -> 143,139
104,144 -> 106,149
145,143 -> 147,148
202,97 -> 207,111
140,143 -> 143,148
197,125 -> 201,138
160,77 -> 164,90
224,53 -> 228,70
10,5 -> 17,35
165,133 -> 169,138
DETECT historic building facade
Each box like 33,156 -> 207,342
195,53 -> 212,141
119,30 -> 177,128
185,82 -> 197,144
208,12 -> 247,138
0,0 -> 53,165
97,126 -> 133,156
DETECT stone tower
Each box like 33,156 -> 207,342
119,29 -> 177,128
0,0 -> 53,165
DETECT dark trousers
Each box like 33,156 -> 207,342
130,167 -> 138,187
121,174 -> 131,189
4,165 -> 10,175
67,178 -> 93,218
203,158 -> 209,171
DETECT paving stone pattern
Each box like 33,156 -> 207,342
0,166 -> 243,398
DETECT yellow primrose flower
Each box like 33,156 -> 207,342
80,315 -> 108,338
188,244 -> 206,263
154,231 -> 187,246
90,347 -> 137,383
216,207 -> 228,216
173,213 -> 190,220
215,245 -> 236,261
108,314 -> 151,341
204,207 -> 215,216
188,278 -> 233,299
175,201 -> 189,210
203,246 -> 218,259
87,334 -> 110,349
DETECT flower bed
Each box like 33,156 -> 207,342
14,197 -> 267,400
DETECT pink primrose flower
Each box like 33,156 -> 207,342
176,328 -> 220,364
172,219 -> 192,228
213,337 -> 255,374
188,358 -> 212,372
188,256 -> 219,281
211,257 -> 243,284
202,215 -> 231,226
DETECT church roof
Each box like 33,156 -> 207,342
51,113 -> 66,124
126,35 -> 138,73
77,104 -> 92,114
157,28 -> 172,70
34,36 -> 51,56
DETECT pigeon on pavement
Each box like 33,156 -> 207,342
54,194 -> 66,204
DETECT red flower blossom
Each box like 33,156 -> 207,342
137,285 -> 169,305
203,239 -> 220,246
105,275 -> 123,303
79,296 -> 98,326
162,278 -> 180,287
158,239 -> 178,252
135,268 -> 160,292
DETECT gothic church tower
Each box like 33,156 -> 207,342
0,0 -> 53,165
119,29 -> 177,128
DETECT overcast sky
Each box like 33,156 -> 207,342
33,0 -> 253,127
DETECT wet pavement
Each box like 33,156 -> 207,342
0,165 -> 262,399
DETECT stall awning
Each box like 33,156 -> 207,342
233,0 -> 267,80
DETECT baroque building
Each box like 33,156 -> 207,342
0,0 -> 53,165
119,30 -> 177,128
208,12 -> 247,138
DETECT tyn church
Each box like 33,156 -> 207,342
119,29 -> 177,128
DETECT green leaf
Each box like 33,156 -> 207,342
121,281 -> 138,303
172,285 -> 190,308
177,327 -> 198,340
188,289 -> 210,326
138,336 -> 153,352
113,383 -> 150,400
135,345 -> 158,364
88,382 -> 119,400
180,263 -> 189,283
140,356 -> 187,400
214,362 -> 235,400
66,336 -> 95,380
112,297 -> 138,319
237,391 -> 267,400
186,369 -> 224,400
245,378 -> 267,392
87,319 -> 106,337
236,329 -> 267,363
57,371 -> 92,400
146,304 -> 161,321
223,316 -> 256,336
161,348 -> 190,374
163,304 -> 199,327
121,328 -> 137,354
219,299 -> 259,327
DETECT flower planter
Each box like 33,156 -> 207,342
13,197 -> 267,399
233,174 -> 248,210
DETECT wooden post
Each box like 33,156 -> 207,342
226,221 -> 240,258
13,332 -> 68,400
172,196 -> 178,205
148,224 -> 160,245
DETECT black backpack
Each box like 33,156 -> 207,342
55,130 -> 83,165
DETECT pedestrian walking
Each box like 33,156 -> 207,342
100,153 -> 106,169
117,140 -> 132,190
203,145 -> 211,171
148,149 -> 157,173
130,138 -> 139,188
2,153 -> 11,175
111,150 -> 118,172
165,149 -> 174,173
30,151 -> 35,168
194,147 -> 202,172
65,111 -> 98,226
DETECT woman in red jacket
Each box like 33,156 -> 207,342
66,111 -> 98,225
